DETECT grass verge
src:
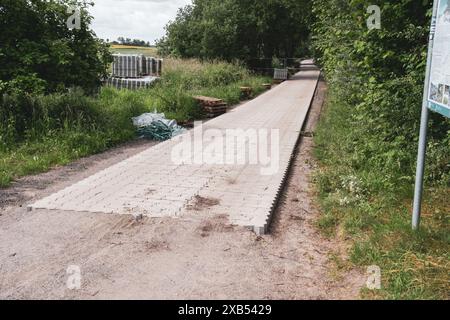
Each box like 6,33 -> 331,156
314,88 -> 450,300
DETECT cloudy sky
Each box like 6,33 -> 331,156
89,0 -> 192,44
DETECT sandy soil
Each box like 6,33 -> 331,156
0,78 -> 365,300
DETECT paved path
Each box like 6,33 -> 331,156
30,66 -> 320,234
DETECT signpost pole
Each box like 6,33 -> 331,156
412,0 -> 439,230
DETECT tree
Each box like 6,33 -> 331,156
115,37 -> 150,47
0,0 -> 112,94
157,0 -> 312,63
312,0 -> 449,182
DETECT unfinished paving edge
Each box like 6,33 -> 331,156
29,66 -> 320,235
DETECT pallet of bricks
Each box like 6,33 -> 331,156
273,68 -> 288,83
193,96 -> 228,118
105,54 -> 163,90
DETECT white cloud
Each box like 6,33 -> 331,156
89,0 -> 192,44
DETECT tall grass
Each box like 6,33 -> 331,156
0,59 -> 270,187
98,58 -> 269,121
314,90 -> 450,300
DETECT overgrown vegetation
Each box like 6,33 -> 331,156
312,0 -> 449,299
0,59 -> 270,187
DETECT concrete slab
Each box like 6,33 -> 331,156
29,66 -> 320,234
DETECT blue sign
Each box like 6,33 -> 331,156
427,0 -> 450,118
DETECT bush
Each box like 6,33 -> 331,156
0,88 -> 100,144
312,0 -> 450,189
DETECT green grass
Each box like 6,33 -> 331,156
0,129 -> 129,187
314,90 -> 450,300
0,59 -> 270,188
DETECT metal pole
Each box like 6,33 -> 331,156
412,0 -> 439,230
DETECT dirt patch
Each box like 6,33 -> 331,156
196,215 -> 235,237
187,195 -> 221,212
143,239 -> 171,252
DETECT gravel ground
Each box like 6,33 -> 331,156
0,78 -> 365,299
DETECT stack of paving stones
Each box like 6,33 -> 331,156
193,96 -> 228,118
112,55 -> 143,78
104,77 -> 156,90
273,68 -> 288,84
142,57 -> 162,77
105,54 -> 163,90
240,86 -> 253,99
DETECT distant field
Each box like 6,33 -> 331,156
110,45 -> 158,57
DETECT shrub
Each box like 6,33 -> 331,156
312,0 -> 450,188
0,0 -> 112,95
